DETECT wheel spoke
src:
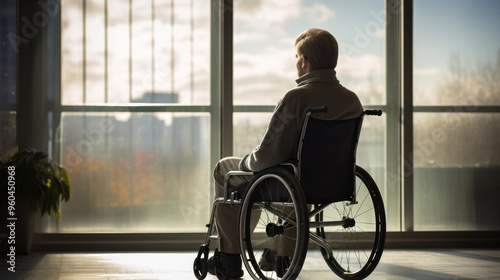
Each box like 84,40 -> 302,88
315,166 -> 386,279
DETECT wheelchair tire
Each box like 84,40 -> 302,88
315,165 -> 386,279
193,258 -> 208,280
239,166 -> 309,280
193,244 -> 209,280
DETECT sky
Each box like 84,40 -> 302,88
233,0 -> 500,106
413,0 -> 500,105
233,0 -> 386,105
59,0 -> 500,107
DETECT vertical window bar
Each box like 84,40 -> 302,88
129,0 -> 133,102
386,0 -> 403,230
210,0 -> 223,201
151,0 -> 155,101
151,0 -> 157,154
221,0 -> 233,157
190,0 -> 194,103
402,0 -> 414,232
104,0 -> 109,103
83,0 -> 87,104
170,0 -> 175,95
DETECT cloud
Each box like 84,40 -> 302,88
336,54 -> 386,104
62,0 -> 387,106
233,48 -> 387,105
234,0 -> 301,29
304,3 -> 335,23
234,31 -> 270,44
414,67 -> 441,76
233,45 -> 297,104
338,53 -> 384,78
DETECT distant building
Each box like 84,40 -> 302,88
132,92 -> 179,103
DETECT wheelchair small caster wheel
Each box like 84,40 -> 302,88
193,257 -> 208,280
193,244 -> 210,279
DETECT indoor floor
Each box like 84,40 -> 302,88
0,249 -> 499,279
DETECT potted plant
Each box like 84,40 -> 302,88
0,148 -> 71,254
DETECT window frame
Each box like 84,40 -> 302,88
10,0 -> 499,248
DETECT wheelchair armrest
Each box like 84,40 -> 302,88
226,170 -> 254,177
280,162 -> 299,177
223,170 -> 254,201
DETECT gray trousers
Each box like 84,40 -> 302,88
213,157 -> 252,254
213,157 -> 295,256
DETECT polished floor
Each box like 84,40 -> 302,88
0,249 -> 499,279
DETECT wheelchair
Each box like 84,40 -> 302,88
194,107 -> 386,280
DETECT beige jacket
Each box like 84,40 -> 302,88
240,69 -> 363,172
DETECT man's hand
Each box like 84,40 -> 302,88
239,154 -> 251,171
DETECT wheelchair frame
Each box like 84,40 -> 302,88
194,109 -> 386,280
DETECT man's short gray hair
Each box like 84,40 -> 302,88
295,28 -> 339,71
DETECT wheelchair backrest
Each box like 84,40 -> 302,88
298,112 -> 363,204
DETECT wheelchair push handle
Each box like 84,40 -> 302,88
309,107 -> 382,116
364,109 -> 383,116
309,106 -> 328,113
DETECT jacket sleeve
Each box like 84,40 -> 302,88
240,97 -> 301,172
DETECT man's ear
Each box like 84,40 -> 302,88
302,56 -> 310,71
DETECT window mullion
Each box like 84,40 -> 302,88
402,0 -> 414,232
221,0 -> 233,158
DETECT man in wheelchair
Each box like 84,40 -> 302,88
209,28 -> 363,279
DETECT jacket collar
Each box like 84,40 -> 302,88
295,69 -> 339,86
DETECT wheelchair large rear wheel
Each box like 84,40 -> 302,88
239,166 -> 309,280
314,165 -> 386,279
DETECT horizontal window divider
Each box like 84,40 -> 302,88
363,105 -> 387,110
60,104 -> 212,113
233,105 -> 275,112
414,106 -> 500,113
52,105 -> 391,114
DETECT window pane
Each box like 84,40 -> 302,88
61,0 -> 210,105
0,0 -> 16,106
414,0 -> 500,106
414,0 -> 500,231
233,0 -> 386,105
43,112 -> 211,233
233,113 -> 272,157
0,1 -> 16,159
357,115 -> 389,227
0,112 -> 16,159
414,113 -> 500,230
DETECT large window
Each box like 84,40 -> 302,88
4,0 -> 499,238
44,0 -> 213,232
233,0 -> 393,229
413,0 -> 500,230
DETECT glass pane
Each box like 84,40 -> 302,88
0,0 -> 16,106
357,115 -> 388,225
414,113 -> 500,230
0,112 -> 16,159
0,1 -> 17,159
43,112 -> 211,233
414,0 -> 500,106
61,0 -> 210,105
233,113 -> 272,157
233,0 -> 386,105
